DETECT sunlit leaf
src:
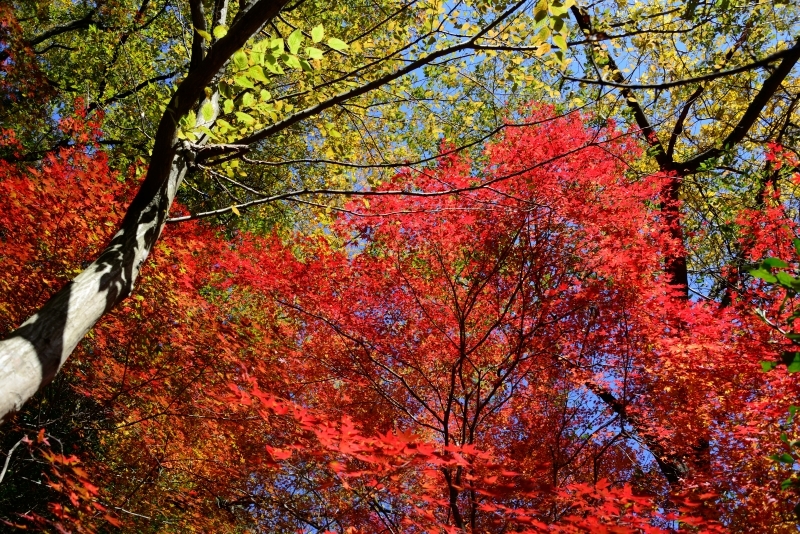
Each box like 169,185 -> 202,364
311,24 -> 324,43
327,37 -> 349,51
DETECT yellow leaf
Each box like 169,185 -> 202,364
535,42 -> 551,56
231,205 -> 241,216
213,25 -> 228,39
534,0 -> 548,21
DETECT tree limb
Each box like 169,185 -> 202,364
0,439 -> 23,485
677,36 -> 800,174
195,0 -> 528,162
565,43 -> 798,90
0,10 -> 98,63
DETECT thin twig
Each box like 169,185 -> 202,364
0,439 -> 23,485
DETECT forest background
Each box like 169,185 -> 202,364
1,0 -> 800,531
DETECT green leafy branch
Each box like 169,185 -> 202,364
750,239 -> 800,373
768,406 -> 800,520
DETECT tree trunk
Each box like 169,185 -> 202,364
0,149 -> 189,417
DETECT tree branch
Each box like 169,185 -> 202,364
0,10 -> 98,63
565,43 -> 797,90
0,439 -> 23,485
678,36 -> 800,174
569,4 -> 671,170
195,0 -> 528,162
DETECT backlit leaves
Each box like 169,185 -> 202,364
326,37 -> 349,51
311,24 -> 324,43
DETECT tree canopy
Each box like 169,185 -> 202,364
1,0 -> 800,531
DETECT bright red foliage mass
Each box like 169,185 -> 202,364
1,107 -> 799,532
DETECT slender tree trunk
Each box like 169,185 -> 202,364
0,150 -> 188,418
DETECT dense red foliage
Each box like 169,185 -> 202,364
2,108 -> 799,532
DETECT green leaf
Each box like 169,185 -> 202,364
750,268 -> 777,283
252,39 -> 267,54
761,360 -> 778,372
223,99 -> 234,114
327,37 -> 349,51
195,28 -> 212,41
233,50 -> 249,70
532,14 -> 548,34
549,2 -> 569,16
249,65 -> 269,83
213,25 -> 228,39
241,92 -> 254,108
763,257 -> 789,269
200,100 -> 214,122
299,59 -> 314,72
311,24 -> 324,43
536,27 -> 552,45
288,29 -> 304,55
218,81 -> 233,98
264,55 -> 284,74
768,453 -> 795,464
793,239 -> 800,257
779,352 -> 800,372
270,38 -> 284,53
682,0 -> 699,20
235,111 -> 255,125
306,46 -> 324,60
283,54 -> 302,70
234,75 -> 254,89
197,125 -> 215,140
552,34 -> 567,51
782,477 -> 797,490
324,122 -> 342,137
534,0 -> 548,21
786,332 -> 800,342
777,271 -> 797,288
259,89 -> 271,101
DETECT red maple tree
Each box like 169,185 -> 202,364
1,106 -> 799,532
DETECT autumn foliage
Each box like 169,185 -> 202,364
1,107 -> 800,532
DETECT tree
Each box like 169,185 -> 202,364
246,113 -> 681,531
2,104 -> 797,531
2,0 -> 800,530
2,0 -> 800,420
0,0 -> 585,419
